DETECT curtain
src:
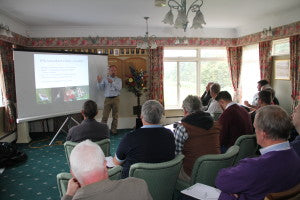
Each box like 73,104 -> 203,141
259,41 -> 272,82
227,46 -> 242,102
290,35 -> 300,108
149,46 -> 164,105
0,41 -> 17,132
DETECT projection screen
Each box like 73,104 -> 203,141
13,50 -> 108,123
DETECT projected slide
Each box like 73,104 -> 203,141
34,54 -> 89,104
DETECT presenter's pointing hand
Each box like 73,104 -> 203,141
97,75 -> 102,83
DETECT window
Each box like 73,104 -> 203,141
272,38 -> 290,56
163,47 -> 233,109
241,44 -> 260,104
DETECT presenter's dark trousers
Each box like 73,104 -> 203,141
102,96 -> 120,134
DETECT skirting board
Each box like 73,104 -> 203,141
16,116 -> 182,143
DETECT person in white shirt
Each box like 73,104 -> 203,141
97,65 -> 122,134
206,83 -> 223,119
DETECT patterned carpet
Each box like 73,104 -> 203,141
0,129 -> 129,200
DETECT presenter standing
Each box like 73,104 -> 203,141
97,65 -> 122,134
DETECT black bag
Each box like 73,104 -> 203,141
0,142 -> 27,168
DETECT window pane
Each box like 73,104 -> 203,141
163,62 -> 178,108
273,42 -> 290,55
201,49 -> 227,58
200,61 -> 233,96
179,62 -> 197,105
164,50 -> 197,57
241,45 -> 260,104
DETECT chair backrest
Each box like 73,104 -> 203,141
264,183 -> 300,200
129,154 -> 184,200
57,165 -> 122,197
190,145 -> 239,187
234,134 -> 258,164
64,139 -> 110,166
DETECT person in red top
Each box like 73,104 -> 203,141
216,91 -> 253,152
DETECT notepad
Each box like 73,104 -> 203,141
181,183 -> 221,200
105,156 -> 116,168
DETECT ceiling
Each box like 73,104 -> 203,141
0,0 -> 300,38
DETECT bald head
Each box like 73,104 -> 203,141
70,140 -> 107,186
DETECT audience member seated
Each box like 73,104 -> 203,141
62,140 -> 152,200
215,105 -> 300,200
290,105 -> 300,156
66,100 -> 109,142
174,95 -> 221,181
263,87 -> 280,105
244,80 -> 279,109
244,79 -> 267,108
206,83 -> 223,117
216,91 -> 253,152
250,90 -> 272,125
201,82 -> 213,106
113,100 -> 175,178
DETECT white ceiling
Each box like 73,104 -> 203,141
0,0 -> 300,38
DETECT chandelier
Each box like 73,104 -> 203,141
136,17 -> 158,49
156,0 -> 206,32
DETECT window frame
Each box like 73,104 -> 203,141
272,38 -> 290,56
163,47 -> 228,110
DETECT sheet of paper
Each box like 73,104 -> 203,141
164,124 -> 174,133
105,156 -> 116,168
181,183 -> 221,200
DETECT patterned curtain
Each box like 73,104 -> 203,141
290,35 -> 300,108
149,46 -> 164,105
259,41 -> 273,82
227,46 -> 242,102
0,41 -> 17,132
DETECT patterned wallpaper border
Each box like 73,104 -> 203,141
0,21 -> 299,48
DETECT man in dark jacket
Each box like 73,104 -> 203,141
66,100 -> 109,142
174,95 -> 221,181
216,91 -> 253,152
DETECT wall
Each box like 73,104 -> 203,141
273,79 -> 292,114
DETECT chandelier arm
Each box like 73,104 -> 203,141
187,0 -> 202,15
168,0 -> 183,10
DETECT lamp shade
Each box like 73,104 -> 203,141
162,9 -> 174,25
174,9 -> 188,29
155,0 -> 167,7
191,10 -> 206,29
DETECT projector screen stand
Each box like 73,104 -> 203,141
49,116 -> 79,145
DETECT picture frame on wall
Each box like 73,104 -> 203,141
113,49 -> 119,56
274,59 -> 290,80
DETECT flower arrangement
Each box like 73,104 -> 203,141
125,66 -> 147,97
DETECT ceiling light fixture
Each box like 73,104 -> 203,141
155,0 -> 167,7
136,17 -> 158,49
175,36 -> 188,45
261,26 -> 273,39
161,0 -> 206,32
0,24 -> 13,37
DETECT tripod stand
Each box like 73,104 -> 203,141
49,115 -> 80,145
